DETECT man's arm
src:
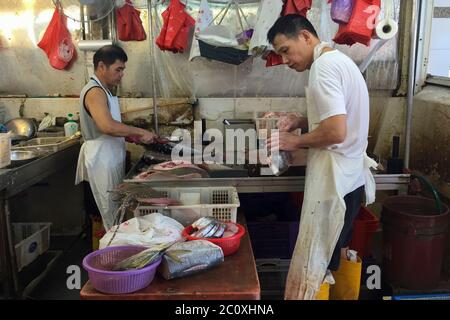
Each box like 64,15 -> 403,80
85,88 -> 155,142
268,115 -> 347,151
277,114 -> 309,132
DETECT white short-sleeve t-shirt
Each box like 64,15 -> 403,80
309,50 -> 370,189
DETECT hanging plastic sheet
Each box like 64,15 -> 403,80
147,0 -> 400,98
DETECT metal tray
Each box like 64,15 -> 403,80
12,136 -> 80,153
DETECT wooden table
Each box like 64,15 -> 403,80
80,222 -> 260,300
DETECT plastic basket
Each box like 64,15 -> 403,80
247,221 -> 299,259
182,223 -> 245,256
13,223 -> 51,271
136,187 -> 239,226
82,245 -> 162,294
256,259 -> 290,299
349,206 -> 380,258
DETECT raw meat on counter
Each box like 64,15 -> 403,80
133,160 -> 209,181
134,170 -> 204,181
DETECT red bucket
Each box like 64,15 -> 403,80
349,206 -> 379,258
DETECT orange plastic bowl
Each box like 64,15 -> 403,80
182,222 -> 246,256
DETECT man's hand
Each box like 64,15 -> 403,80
277,114 -> 305,132
139,130 -> 156,144
267,131 -> 301,152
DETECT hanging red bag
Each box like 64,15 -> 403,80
264,51 -> 284,67
156,0 -> 194,53
116,0 -> 146,41
333,0 -> 381,46
282,0 -> 312,17
38,7 -> 75,70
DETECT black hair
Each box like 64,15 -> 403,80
93,45 -> 128,69
267,14 -> 319,44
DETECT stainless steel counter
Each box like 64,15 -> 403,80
0,142 -> 81,299
124,174 -> 410,193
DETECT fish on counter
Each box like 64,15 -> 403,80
189,217 -> 239,239
133,160 -> 209,181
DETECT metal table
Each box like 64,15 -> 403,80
124,174 -> 411,194
0,143 -> 81,299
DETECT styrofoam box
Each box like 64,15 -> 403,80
13,223 -> 51,271
0,133 -> 11,169
135,187 -> 239,226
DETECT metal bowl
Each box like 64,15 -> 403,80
10,150 -> 38,167
5,118 -> 37,140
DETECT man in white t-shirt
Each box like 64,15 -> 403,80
266,14 -> 374,300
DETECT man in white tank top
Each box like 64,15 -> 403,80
76,45 -> 156,231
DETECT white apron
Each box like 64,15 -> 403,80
75,75 -> 126,230
284,43 -> 378,300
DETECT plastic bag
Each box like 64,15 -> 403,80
330,0 -> 355,24
99,212 -> 184,249
158,240 -> 224,280
282,0 -> 312,17
37,8 -> 75,70
333,0 -> 381,47
156,0 -> 195,53
116,0 -> 146,41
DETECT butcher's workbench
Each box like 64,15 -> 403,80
80,214 -> 260,300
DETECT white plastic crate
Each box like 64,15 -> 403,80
135,187 -> 239,226
13,223 -> 51,271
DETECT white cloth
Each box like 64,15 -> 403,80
284,43 -> 377,300
189,0 -> 214,61
75,75 -> 126,230
248,0 -> 283,56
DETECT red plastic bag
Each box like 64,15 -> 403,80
38,8 -> 76,70
265,51 -> 284,67
156,0 -> 195,53
282,0 -> 312,17
116,0 -> 146,41
333,0 -> 381,46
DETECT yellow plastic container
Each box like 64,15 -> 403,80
315,282 -> 330,300
330,257 -> 362,300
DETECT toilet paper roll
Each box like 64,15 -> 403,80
78,40 -> 113,51
374,18 -> 398,40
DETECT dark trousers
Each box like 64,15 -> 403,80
328,186 -> 364,271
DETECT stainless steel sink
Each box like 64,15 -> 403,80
12,136 -> 80,153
